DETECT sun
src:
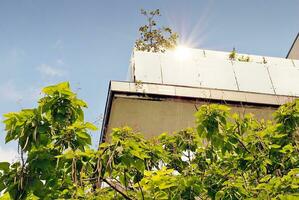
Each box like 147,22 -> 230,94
174,45 -> 191,61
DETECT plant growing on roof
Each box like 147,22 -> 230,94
238,55 -> 250,62
229,48 -> 251,62
229,48 -> 237,60
135,9 -> 178,53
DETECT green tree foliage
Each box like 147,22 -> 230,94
135,9 -> 178,53
0,82 -> 97,199
1,82 -> 299,199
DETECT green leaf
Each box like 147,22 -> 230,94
58,149 -> 75,159
85,122 -> 97,131
74,99 -> 88,107
0,162 -> 10,172
280,144 -> 294,153
42,82 -> 70,95
0,192 -> 11,200
259,175 -> 272,182
158,182 -> 176,189
215,191 -> 225,200
76,131 -> 90,139
270,144 -> 281,149
154,191 -> 168,199
99,142 -> 110,148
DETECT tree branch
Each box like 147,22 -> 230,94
137,181 -> 145,200
103,178 -> 134,200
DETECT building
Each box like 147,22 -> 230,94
100,36 -> 299,142
287,33 -> 299,59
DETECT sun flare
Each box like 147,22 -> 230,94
174,45 -> 191,60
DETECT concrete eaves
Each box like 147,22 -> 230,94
110,81 -> 296,106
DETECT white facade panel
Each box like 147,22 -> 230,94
160,51 -> 202,87
195,58 -> 238,90
268,66 -> 299,96
131,49 -> 299,97
133,51 -> 162,83
293,60 -> 299,68
204,49 -> 230,60
233,62 -> 275,94
159,51 -> 238,90
266,56 -> 294,68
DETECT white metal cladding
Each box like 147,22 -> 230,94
268,66 -> 299,96
266,56 -> 294,68
203,49 -> 232,61
133,51 -> 162,83
160,51 -> 202,87
130,48 -> 299,97
195,57 -> 238,90
232,62 -> 275,94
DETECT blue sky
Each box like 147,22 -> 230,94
0,0 -> 298,161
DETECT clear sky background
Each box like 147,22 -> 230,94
0,0 -> 298,161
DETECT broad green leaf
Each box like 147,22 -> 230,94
76,131 -> 90,139
158,182 -> 176,189
260,175 -> 272,182
270,144 -> 281,149
85,122 -> 97,131
215,191 -> 225,200
0,193 -> 11,200
0,162 -> 10,172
